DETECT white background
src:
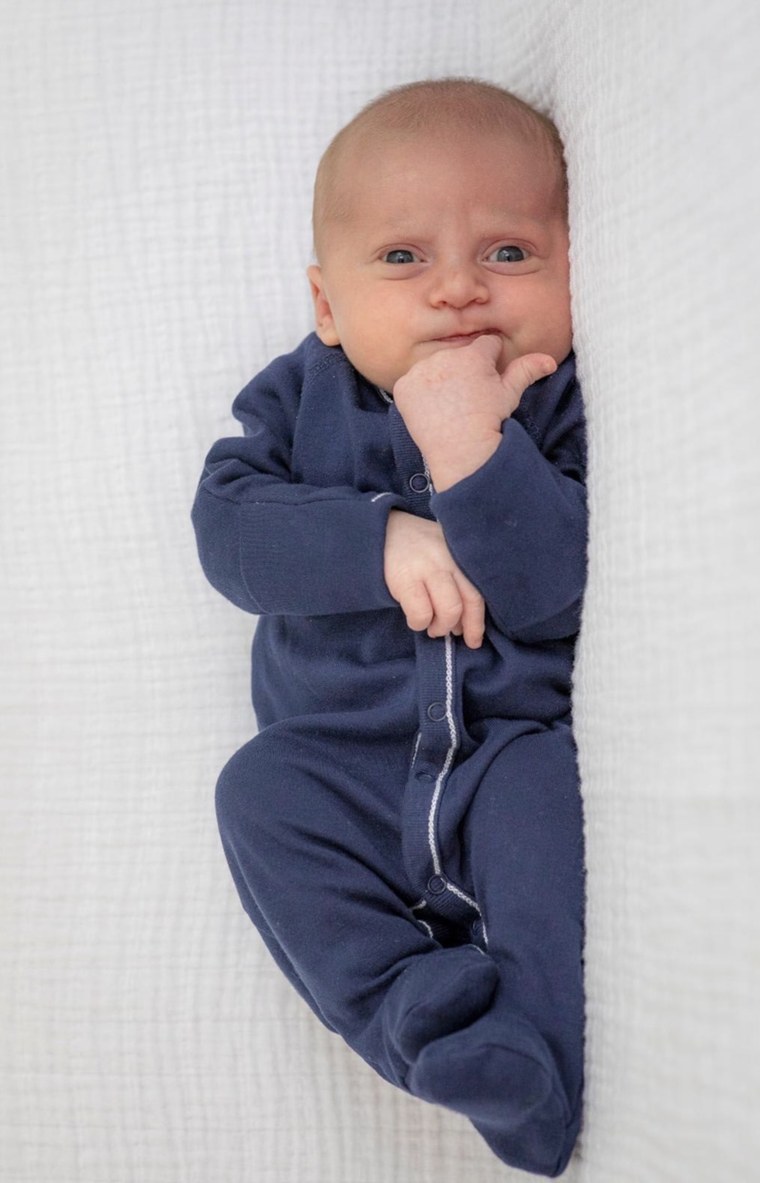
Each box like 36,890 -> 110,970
2,1 -> 760,1179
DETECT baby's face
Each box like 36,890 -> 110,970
308,127 -> 572,393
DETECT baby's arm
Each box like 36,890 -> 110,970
393,337 -> 587,643
383,511 -> 485,649
393,336 -> 557,492
192,350 -> 406,618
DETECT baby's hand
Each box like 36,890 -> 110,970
393,336 -> 556,492
383,510 -> 485,649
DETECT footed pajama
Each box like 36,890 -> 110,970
192,334 -> 588,1175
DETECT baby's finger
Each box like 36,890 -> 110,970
453,572 -> 486,649
501,352 -> 557,402
465,332 -> 502,366
398,582 -> 434,633
425,572 -> 465,638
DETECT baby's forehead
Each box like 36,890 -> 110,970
312,88 -> 567,257
333,119 -> 551,182
326,126 -> 564,223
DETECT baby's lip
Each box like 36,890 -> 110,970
433,328 -> 501,344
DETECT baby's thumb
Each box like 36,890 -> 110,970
502,352 -> 557,399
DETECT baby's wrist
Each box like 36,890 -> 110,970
426,434 -> 501,493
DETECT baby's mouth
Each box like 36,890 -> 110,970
434,329 -> 501,345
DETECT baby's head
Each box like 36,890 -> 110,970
307,78 -> 572,392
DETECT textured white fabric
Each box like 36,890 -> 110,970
3,1 -> 760,1180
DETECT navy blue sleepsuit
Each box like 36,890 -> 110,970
192,333 -> 587,1177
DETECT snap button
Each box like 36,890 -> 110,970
427,875 -> 446,895
427,702 -> 446,722
409,472 -> 430,493
415,770 -> 435,782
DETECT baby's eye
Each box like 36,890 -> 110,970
489,244 -> 528,263
383,249 -> 418,264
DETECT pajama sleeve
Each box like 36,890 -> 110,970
431,369 -> 587,643
191,359 -> 404,617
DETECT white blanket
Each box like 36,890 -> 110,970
3,1 -> 759,1179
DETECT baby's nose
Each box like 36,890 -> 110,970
429,261 -> 489,307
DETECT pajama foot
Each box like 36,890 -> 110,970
383,945 -> 499,1064
407,1012 -> 577,1178
472,1091 -> 581,1178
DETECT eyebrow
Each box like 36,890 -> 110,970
372,211 -> 558,239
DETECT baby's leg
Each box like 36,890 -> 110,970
214,717 -> 498,1086
408,725 -> 585,1176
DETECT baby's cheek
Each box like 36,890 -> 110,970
495,341 -> 516,375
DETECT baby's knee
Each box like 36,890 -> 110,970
215,729 -> 292,845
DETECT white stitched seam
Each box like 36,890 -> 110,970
426,634 -> 484,921
411,731 -> 421,765
427,635 -> 457,876
446,881 -> 481,914
371,491 -> 393,502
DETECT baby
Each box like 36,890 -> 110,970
192,78 -> 587,1178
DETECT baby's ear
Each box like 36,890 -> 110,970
306,265 -> 341,347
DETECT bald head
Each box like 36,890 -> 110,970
312,78 -> 567,260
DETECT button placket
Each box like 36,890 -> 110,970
406,636 -> 481,928
408,471 -> 431,494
